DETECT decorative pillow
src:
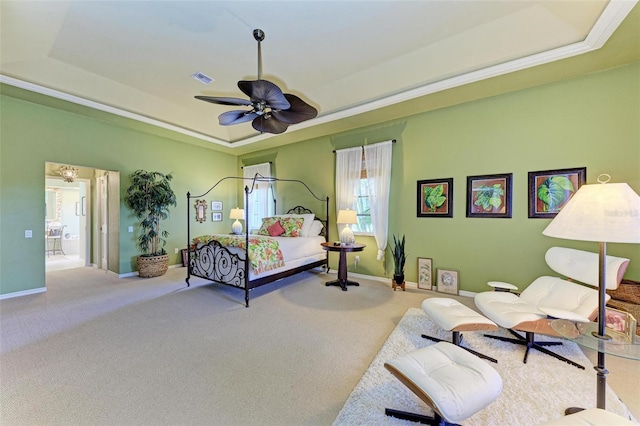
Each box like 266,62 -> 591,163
257,217 -> 280,236
279,217 -> 304,237
308,220 -> 324,237
257,216 -> 304,237
272,213 -> 315,237
267,220 -> 285,237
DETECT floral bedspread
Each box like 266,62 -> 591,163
191,234 -> 284,275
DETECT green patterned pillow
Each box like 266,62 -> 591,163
258,217 -> 280,236
257,216 -> 304,237
279,217 -> 304,237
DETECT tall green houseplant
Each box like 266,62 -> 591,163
125,170 -> 177,277
391,234 -> 407,286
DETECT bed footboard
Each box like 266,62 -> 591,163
188,240 -> 247,288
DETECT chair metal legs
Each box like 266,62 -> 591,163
483,330 -> 585,370
422,331 -> 498,363
385,408 -> 458,426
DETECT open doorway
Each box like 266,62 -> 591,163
45,176 -> 89,272
45,163 -> 120,277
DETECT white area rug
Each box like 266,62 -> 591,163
334,308 -> 638,425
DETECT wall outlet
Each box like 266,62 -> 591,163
25,230 -> 33,238
174,248 -> 179,254
354,255 -> 360,266
128,226 -> 134,233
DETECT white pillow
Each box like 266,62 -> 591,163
308,220 -> 324,237
273,213 -> 315,237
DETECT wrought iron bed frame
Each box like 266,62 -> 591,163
186,175 -> 329,307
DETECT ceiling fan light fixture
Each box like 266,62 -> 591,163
194,29 -> 317,135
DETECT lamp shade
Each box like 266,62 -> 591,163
229,208 -> 245,220
337,209 -> 358,224
542,182 -> 640,243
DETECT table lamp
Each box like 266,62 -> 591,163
337,209 -> 357,244
229,208 -> 245,235
542,175 -> 640,410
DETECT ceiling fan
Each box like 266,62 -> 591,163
195,29 -> 318,135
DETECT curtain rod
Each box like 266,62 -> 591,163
241,161 -> 273,169
332,139 -> 396,153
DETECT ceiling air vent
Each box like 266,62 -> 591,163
191,71 -> 213,85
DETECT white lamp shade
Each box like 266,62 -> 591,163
542,182 -> 640,243
229,208 -> 245,220
337,209 -> 358,224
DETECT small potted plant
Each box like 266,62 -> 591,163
124,170 -> 177,278
391,234 -> 407,290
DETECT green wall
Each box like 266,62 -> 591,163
1,62 -> 639,297
240,63 -> 640,292
0,93 -> 237,295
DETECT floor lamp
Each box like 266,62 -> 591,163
542,176 -> 640,410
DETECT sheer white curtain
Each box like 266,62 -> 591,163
243,163 -> 272,232
364,141 -> 393,260
335,147 -> 362,236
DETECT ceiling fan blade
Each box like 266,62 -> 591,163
195,96 -> 252,106
218,110 -> 258,126
272,94 -> 318,124
238,80 -> 290,110
252,115 -> 289,134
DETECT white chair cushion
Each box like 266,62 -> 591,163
475,276 -> 603,329
422,297 -> 497,332
546,247 -> 630,290
384,342 -> 502,424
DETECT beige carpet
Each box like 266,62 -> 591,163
334,308 -> 637,425
1,267 -> 638,425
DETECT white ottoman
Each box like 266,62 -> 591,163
385,342 -> 502,425
422,297 -> 499,363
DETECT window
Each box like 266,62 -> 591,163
336,141 -> 392,260
353,163 -> 372,234
243,163 -> 273,232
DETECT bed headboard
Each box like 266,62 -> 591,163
286,205 -> 327,239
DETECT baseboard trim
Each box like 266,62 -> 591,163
0,287 -> 47,300
344,271 -> 477,298
118,263 -> 183,279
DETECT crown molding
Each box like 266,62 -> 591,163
2,0 -> 636,148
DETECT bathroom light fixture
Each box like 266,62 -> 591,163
59,165 -> 78,183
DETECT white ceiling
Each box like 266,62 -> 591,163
1,1 -> 638,151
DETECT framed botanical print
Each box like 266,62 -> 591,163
528,167 -> 586,218
417,178 -> 454,218
466,173 -> 512,218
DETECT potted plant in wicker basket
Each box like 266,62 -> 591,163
125,170 -> 177,278
391,234 -> 407,291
